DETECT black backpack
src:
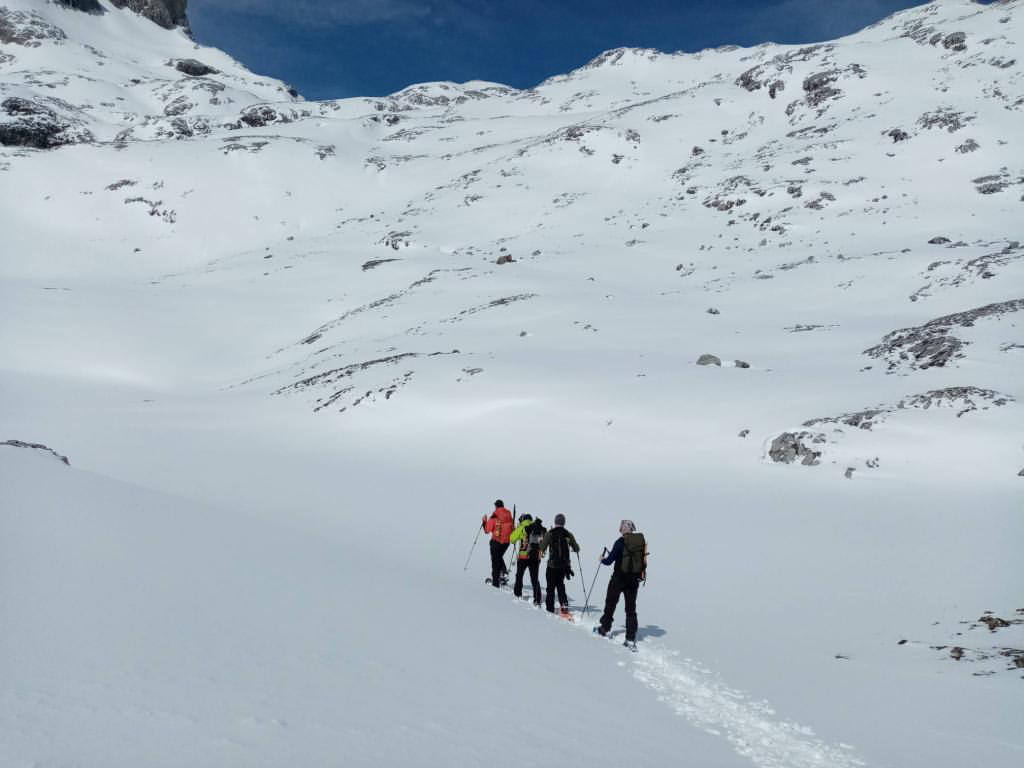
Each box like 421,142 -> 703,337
548,527 -> 571,568
527,521 -> 546,557
620,532 -> 647,576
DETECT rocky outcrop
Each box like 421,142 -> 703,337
864,299 -> 1024,372
230,105 -> 296,129
0,8 -> 67,45
0,97 -> 93,149
110,0 -> 189,32
803,387 -> 1013,430
696,353 -> 721,366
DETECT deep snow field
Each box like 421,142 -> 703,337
1,1 -> 1023,766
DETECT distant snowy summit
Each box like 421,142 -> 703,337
1,0 -> 1021,145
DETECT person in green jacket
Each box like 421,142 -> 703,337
509,513 -> 546,605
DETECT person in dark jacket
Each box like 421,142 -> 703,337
596,519 -> 644,643
509,513 -> 546,605
541,513 -> 579,613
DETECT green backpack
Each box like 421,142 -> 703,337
620,532 -> 647,575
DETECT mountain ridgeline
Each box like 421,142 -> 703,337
1,0 -> 1022,481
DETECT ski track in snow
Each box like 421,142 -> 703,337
627,643 -> 866,768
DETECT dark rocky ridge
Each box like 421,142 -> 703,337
110,0 -> 189,33
1,440 -> 71,465
55,0 -> 104,13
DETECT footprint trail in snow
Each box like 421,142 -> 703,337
557,607 -> 865,768
628,642 -> 866,768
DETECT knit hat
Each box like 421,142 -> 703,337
619,519 -> 636,534
494,499 -> 504,508
518,513 -> 533,523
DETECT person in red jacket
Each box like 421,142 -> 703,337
483,499 -> 514,588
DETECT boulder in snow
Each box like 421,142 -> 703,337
768,431 -> 825,466
697,353 -> 722,366
173,58 -> 219,77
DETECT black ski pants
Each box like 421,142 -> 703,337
489,540 -> 509,587
514,558 -> 541,604
599,571 -> 641,641
545,565 -> 570,612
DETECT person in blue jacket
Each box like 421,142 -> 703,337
595,519 -> 644,644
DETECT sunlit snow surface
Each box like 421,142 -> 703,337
1,0 -> 1023,766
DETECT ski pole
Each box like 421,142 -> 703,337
575,550 -> 588,605
463,523 -> 483,571
582,549 -> 606,617
504,504 -> 518,584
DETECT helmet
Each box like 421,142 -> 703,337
554,513 -> 566,526
519,513 -> 533,523
494,499 -> 504,508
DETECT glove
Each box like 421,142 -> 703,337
566,568 -> 574,581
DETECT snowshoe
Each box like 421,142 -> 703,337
558,606 -> 574,623
623,640 -> 638,652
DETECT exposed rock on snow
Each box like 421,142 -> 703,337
234,104 -> 295,128
54,0 -> 104,13
172,58 -> 218,77
697,353 -> 722,366
0,7 -> 66,46
803,387 -> 1014,430
1,439 -> 70,465
979,615 -> 1012,631
110,0 -> 189,32
768,431 -> 825,465
917,107 -> 974,133
0,97 -> 92,148
864,299 -> 1024,372
361,258 -> 398,271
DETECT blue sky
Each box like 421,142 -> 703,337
189,1 -> 989,99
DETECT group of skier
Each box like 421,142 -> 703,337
480,499 -> 647,648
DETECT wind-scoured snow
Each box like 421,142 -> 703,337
1,0 -> 1023,766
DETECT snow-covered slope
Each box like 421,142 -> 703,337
1,1 -> 1022,766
